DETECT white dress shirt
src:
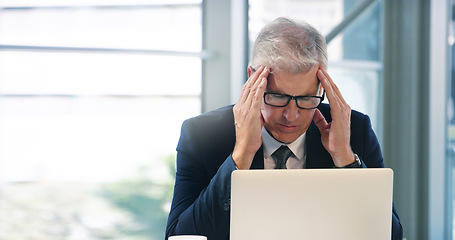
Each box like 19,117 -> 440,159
261,127 -> 306,169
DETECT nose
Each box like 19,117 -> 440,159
283,99 -> 300,121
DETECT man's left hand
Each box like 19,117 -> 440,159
313,67 -> 355,167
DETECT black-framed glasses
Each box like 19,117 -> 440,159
263,91 -> 325,109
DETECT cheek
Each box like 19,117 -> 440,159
303,109 -> 316,118
261,105 -> 317,128
299,109 -> 317,126
261,104 -> 279,123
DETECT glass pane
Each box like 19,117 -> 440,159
0,0 -> 201,7
0,5 -> 201,51
327,65 -> 380,129
449,0 -> 455,238
0,52 -> 201,96
0,2 -> 202,240
0,96 -> 199,182
0,96 -> 200,239
342,0 -> 381,62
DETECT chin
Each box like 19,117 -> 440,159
274,134 -> 299,144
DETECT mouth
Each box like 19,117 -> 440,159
277,123 -> 298,132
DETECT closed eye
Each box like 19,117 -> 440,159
298,96 -> 312,101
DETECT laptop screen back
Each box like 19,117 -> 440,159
230,169 -> 393,240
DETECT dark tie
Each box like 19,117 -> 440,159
273,145 -> 293,169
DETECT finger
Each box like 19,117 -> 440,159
318,70 -> 345,111
251,76 -> 267,110
312,108 -> 329,132
238,66 -> 265,104
254,66 -> 269,93
317,69 -> 337,102
244,67 -> 269,108
318,68 -> 347,106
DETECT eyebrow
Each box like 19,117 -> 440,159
266,84 -> 320,96
266,91 -> 320,97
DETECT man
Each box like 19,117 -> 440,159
165,17 -> 403,240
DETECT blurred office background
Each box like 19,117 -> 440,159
0,0 -> 451,239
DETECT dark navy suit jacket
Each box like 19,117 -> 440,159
165,103 -> 403,240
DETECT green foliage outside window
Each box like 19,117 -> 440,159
0,154 -> 176,240
100,154 -> 176,240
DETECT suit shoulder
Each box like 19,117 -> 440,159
183,105 -> 234,129
177,105 -> 236,175
179,105 -> 235,147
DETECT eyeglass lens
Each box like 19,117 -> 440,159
264,93 -> 322,109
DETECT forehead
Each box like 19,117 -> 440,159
266,67 -> 319,95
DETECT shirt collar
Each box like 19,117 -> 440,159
261,126 -> 306,160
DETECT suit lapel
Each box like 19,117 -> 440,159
305,122 -> 334,168
241,104 -> 335,170
250,146 -> 264,169
247,123 -> 332,170
246,125 -> 333,170
246,102 -> 336,170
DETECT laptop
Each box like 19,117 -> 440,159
230,169 -> 393,240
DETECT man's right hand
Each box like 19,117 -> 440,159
232,66 -> 269,170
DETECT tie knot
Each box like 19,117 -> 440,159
272,145 -> 293,169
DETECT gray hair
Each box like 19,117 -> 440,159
250,17 -> 328,74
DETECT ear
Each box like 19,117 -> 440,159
316,75 -> 324,96
316,66 -> 324,95
247,66 -> 254,77
318,82 -> 324,96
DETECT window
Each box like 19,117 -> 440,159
449,0 -> 455,238
0,1 -> 202,239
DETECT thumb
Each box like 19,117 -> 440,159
313,108 -> 328,133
